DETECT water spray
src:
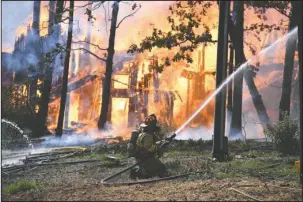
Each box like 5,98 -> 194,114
102,27 -> 298,185
174,27 -> 298,136
1,119 -> 35,150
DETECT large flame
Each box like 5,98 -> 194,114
9,1 -> 291,140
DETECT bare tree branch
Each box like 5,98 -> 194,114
74,1 -> 93,8
71,48 -> 106,62
108,1 -> 110,19
120,1 -> 132,6
93,1 -> 105,10
116,6 -> 141,29
62,1 -> 104,15
273,7 -> 290,18
72,40 -> 108,51
102,3 -> 109,36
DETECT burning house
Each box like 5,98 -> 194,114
4,1 -> 219,139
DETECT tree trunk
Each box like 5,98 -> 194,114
32,1 -> 41,37
292,0 -> 302,186
98,2 -> 119,130
55,0 -> 74,137
243,68 -> 270,127
229,1 -> 245,139
227,44 -> 234,112
212,0 -> 229,161
35,1 -> 64,137
48,1 -> 56,35
279,2 -> 298,121
227,5 -> 270,132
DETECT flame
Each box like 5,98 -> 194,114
39,1 -> 49,37
36,89 -> 42,98
47,98 -> 60,132
111,98 -> 129,128
67,92 -> 80,127
35,104 -> 40,113
37,79 -> 43,85
9,1 -> 291,140
113,74 -> 130,89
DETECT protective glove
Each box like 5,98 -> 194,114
156,139 -> 170,148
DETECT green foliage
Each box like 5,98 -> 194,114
1,84 -> 36,146
246,1 -> 290,19
166,150 -> 204,157
2,85 -> 14,116
165,159 -> 181,170
128,0 -> 290,73
27,43 -> 66,82
1,85 -> 32,127
215,171 -> 237,179
127,1 -> 214,72
264,114 -> 299,155
228,139 -> 250,151
244,1 -> 290,55
37,43 -> 66,79
5,180 -> 37,195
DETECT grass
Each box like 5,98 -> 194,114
4,180 -> 37,195
63,150 -> 126,161
267,162 -> 299,180
61,151 -> 125,167
227,159 -> 263,170
166,150 -> 206,157
166,149 -> 300,181
215,171 -> 237,179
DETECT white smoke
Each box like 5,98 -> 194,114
176,126 -> 214,140
40,123 -> 125,148
40,134 -> 99,147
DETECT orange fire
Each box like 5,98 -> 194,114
10,1 -> 290,140
39,1 -> 49,37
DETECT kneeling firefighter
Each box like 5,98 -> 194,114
127,114 -> 175,179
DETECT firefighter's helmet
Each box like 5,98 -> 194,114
140,114 -> 158,128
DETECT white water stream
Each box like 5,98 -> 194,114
175,27 -> 298,135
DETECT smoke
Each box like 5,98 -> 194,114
177,126 -> 214,140
228,131 -> 245,141
40,134 -> 99,147
41,122 -> 132,148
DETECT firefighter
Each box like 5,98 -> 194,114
128,114 -> 169,179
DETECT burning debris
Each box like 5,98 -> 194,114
2,1 -> 294,142
2,1 -> 220,140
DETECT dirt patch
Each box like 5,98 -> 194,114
3,178 -> 302,201
2,149 -> 302,201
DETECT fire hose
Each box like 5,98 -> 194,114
100,133 -> 199,186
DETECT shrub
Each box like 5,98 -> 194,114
264,114 -> 299,155
5,180 -> 37,195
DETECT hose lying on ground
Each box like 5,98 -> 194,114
101,134 -> 179,186
100,158 -> 204,186
101,172 -> 195,186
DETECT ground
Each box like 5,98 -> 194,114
1,141 -> 302,201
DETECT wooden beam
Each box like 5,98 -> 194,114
50,75 -> 97,101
